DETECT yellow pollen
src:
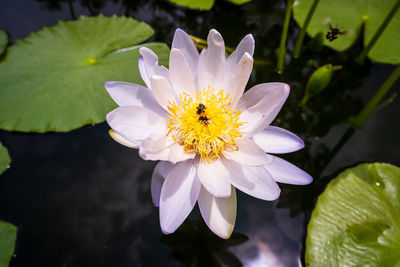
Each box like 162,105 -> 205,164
166,88 -> 245,163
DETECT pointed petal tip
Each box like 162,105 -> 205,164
215,230 -> 233,239
174,28 -> 186,35
104,81 -> 111,88
302,173 -> 313,185
139,46 -> 154,56
152,199 -> 160,207
160,226 -> 173,235
284,83 -> 290,94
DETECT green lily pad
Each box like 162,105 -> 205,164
168,0 -> 251,10
0,221 -> 17,266
306,163 -> 400,266
0,30 -> 8,57
0,143 -> 10,174
293,0 -> 400,64
0,15 -> 169,132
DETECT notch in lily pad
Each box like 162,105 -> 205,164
0,15 -> 169,132
306,163 -> 400,266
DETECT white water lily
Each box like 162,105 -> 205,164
105,29 -> 312,239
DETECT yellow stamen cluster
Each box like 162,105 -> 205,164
167,88 -> 244,163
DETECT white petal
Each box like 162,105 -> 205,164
224,159 -> 281,201
237,83 -> 290,136
160,160 -> 201,234
104,81 -> 166,116
149,75 -> 178,110
198,29 -> 226,92
151,161 -> 175,207
227,34 -> 255,71
198,186 -> 236,239
227,52 -> 253,109
266,156 -> 313,185
252,126 -> 304,154
169,48 -> 196,96
223,138 -> 272,166
106,106 -> 166,145
108,129 -> 138,148
197,159 -> 231,198
139,47 -> 170,89
171,28 -> 199,79
225,34 -> 254,85
138,56 -> 150,88
139,135 -> 195,164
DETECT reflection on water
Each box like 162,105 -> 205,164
161,219 -> 248,267
0,0 -> 399,266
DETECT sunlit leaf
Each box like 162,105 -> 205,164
0,221 -> 17,266
168,0 -> 251,10
306,163 -> 400,266
0,30 -> 7,57
0,142 -> 10,175
293,0 -> 400,63
0,15 -> 169,132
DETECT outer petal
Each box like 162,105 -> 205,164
160,160 -> 201,234
151,161 -> 175,207
225,34 -> 254,86
266,156 -> 313,185
106,106 -> 166,146
223,138 -> 272,166
108,129 -> 138,148
237,83 -> 290,136
227,52 -> 253,109
198,186 -> 237,239
197,159 -> 231,198
139,47 -> 170,89
252,126 -> 304,154
171,28 -> 199,80
149,75 -> 178,110
104,81 -> 166,116
223,158 -> 281,201
169,48 -> 196,96
139,134 -> 195,164
198,29 -> 226,92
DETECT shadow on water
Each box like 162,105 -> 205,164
0,0 -> 399,266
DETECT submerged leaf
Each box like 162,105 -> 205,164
306,163 -> 400,266
0,15 -> 169,132
0,142 -> 10,174
293,0 -> 400,63
0,221 -> 17,266
168,0 -> 251,10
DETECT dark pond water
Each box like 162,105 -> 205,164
0,0 -> 399,266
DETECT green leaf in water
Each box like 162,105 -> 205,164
0,30 -> 8,57
293,0 -> 400,64
0,143 -> 10,175
168,0 -> 251,10
306,163 -> 400,266
0,221 -> 17,266
0,15 -> 169,132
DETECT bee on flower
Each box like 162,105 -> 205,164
105,29 -> 312,239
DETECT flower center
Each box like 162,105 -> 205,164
166,88 -> 244,163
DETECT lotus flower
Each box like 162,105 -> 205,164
105,29 -> 312,239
